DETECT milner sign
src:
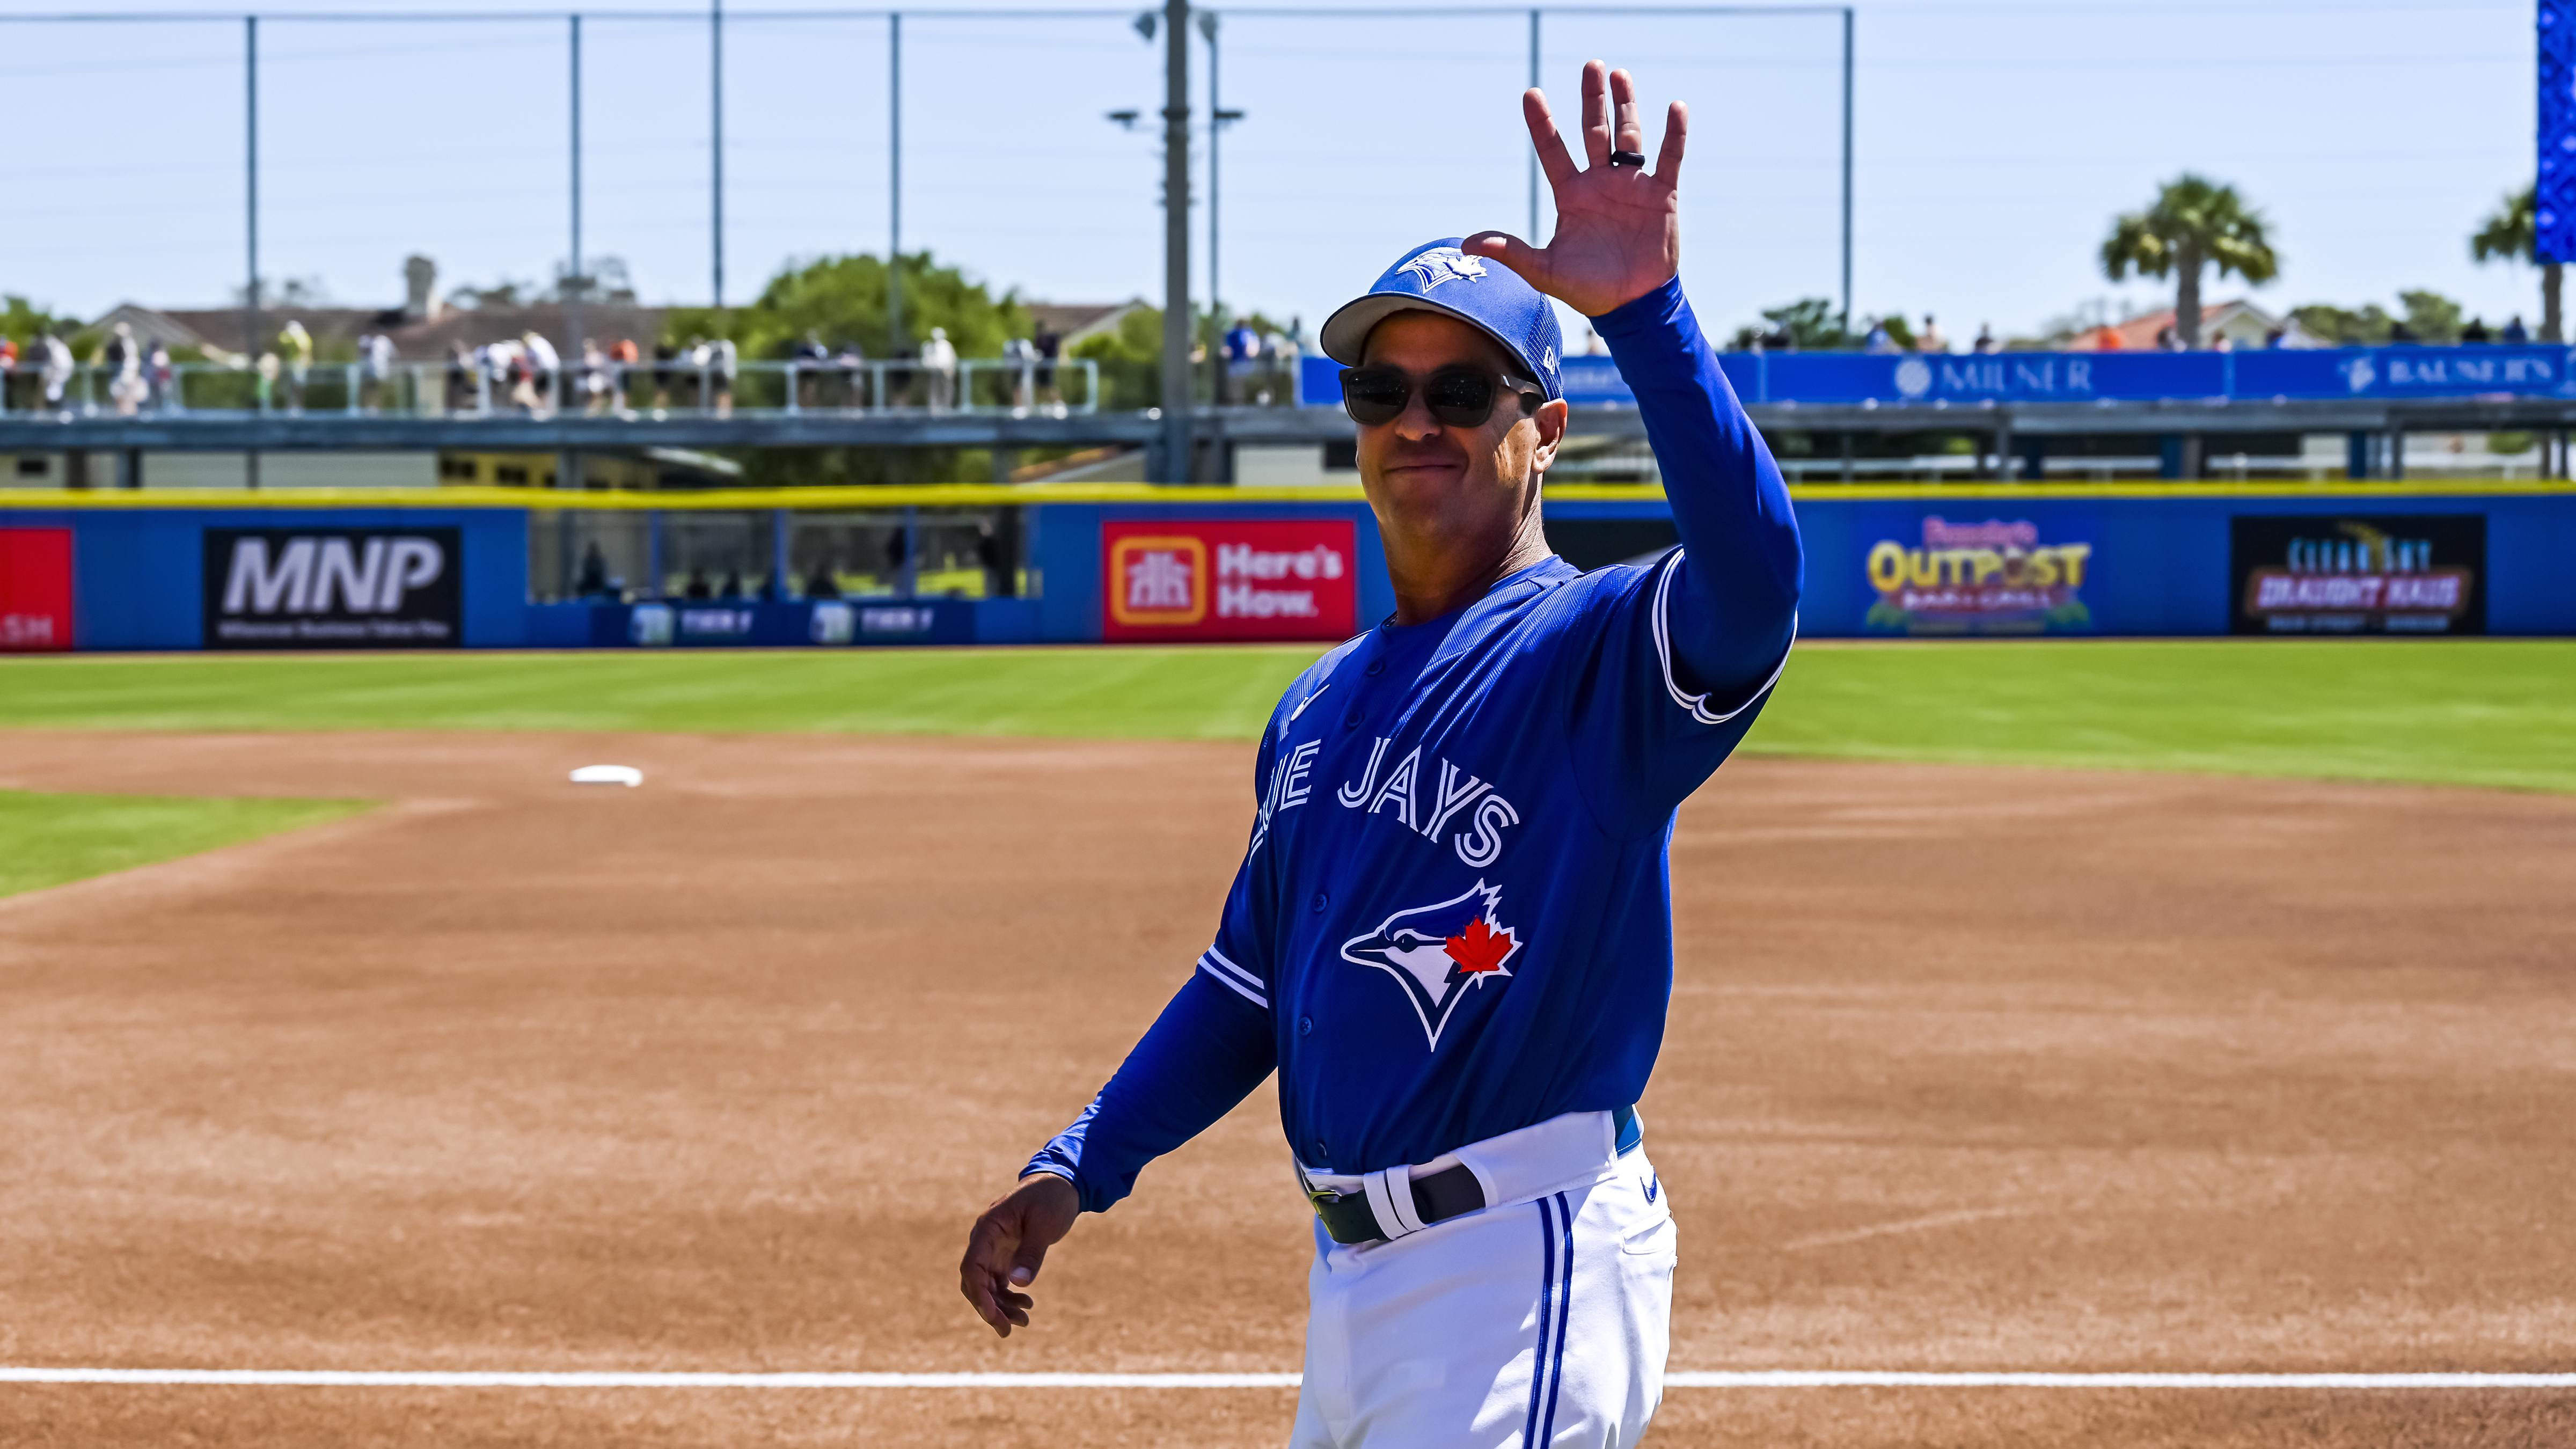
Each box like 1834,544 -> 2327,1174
1305,345 -> 2576,409
203,528 -> 462,648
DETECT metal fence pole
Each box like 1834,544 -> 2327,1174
1159,0 -> 1191,481
245,13 -> 260,488
1527,8 -> 1540,241
569,13 -> 584,358
888,12 -> 904,358
711,0 -> 725,310
1839,6 -> 1853,334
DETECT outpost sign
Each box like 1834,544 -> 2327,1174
203,528 -> 462,648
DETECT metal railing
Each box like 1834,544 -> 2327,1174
0,357 -> 1102,421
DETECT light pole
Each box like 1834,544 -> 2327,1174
711,0 -> 725,310
244,13 -> 260,487
889,11 -> 903,359
1201,10 -> 1243,405
1159,0 -> 1191,481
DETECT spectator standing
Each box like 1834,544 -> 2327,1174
611,337 -> 639,414
2462,318 -> 2492,345
2504,314 -> 2531,343
277,319 -> 313,412
1004,335 -> 1036,410
1224,317 -> 1259,403
1032,323 -> 1061,410
1582,327 -> 1609,355
522,331 -> 561,416
581,340 -> 610,415
256,349 -> 281,414
358,331 -> 395,413
445,342 -> 473,413
712,335 -> 739,418
1915,314 -> 1948,354
104,323 -> 146,416
1971,324 -> 1997,354
837,338 -> 869,411
2263,325 -> 2287,349
1863,317 -> 1898,354
2154,323 -> 2181,352
41,332 -> 76,417
0,336 -> 19,412
652,340 -> 679,415
794,331 -> 830,409
921,326 -> 958,411
575,541 -> 613,597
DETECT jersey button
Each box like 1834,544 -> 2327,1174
1298,1015 -> 1313,1036
1365,659 -> 1384,677
1309,892 -> 1328,913
1343,706 -> 1364,729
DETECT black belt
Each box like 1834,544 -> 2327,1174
1304,1106 -> 1637,1246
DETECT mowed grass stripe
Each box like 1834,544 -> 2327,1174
1,640 -> 2568,793
0,789 -> 371,899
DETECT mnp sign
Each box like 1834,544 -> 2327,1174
1102,519 -> 1357,641
1,528 -> 74,651
204,527 -> 463,648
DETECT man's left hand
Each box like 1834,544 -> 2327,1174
1465,61 -> 1684,319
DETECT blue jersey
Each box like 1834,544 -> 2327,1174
1030,276 -> 1803,1210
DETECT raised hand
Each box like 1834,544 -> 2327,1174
1463,61 -> 1684,319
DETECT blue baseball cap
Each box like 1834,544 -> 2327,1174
1320,238 -> 1565,401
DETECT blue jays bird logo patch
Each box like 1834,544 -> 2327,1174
1339,881 -> 1523,1050
1396,248 -> 1488,291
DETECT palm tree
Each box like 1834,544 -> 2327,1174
2471,185 -> 2557,342
2101,175 -> 2279,349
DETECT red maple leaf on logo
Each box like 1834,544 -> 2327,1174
1444,916 -> 1516,975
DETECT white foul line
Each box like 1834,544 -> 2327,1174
3,1368 -> 2572,1391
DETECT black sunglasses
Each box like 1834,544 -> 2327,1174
1340,364 -> 1544,428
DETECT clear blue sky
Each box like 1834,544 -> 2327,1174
2,0 -> 2544,343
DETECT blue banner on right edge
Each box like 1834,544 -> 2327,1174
2542,0 -> 2576,262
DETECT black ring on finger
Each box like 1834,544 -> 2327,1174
1609,149 -> 1646,168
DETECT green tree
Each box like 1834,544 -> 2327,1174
2290,303 -> 2394,346
2101,174 -> 2279,348
1,295 -> 75,348
2395,289 -> 2463,343
1730,297 -> 1852,352
2470,185 -> 2557,341
664,251 -> 1031,363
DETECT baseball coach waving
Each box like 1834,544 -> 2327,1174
962,60 -> 1804,1448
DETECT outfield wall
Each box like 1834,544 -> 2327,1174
1,482 -> 2567,651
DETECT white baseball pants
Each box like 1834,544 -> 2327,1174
1287,1147 -> 1674,1448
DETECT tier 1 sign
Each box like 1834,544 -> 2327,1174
2230,514 -> 2484,635
203,528 -> 463,648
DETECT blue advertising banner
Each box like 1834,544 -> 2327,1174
1301,344 -> 2576,409
2543,0 -> 2576,264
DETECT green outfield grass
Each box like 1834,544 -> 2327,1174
0,789 -> 371,899
0,640 -> 2568,792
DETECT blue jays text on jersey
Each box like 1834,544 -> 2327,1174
1028,275 -> 1805,1209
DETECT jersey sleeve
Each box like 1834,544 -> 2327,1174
1565,276 -> 1804,827
1022,714 -> 1289,1212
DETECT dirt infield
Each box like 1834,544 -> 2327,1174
1,730 -> 2570,1447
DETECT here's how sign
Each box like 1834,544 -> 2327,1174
1102,519 -> 1357,642
203,528 -> 463,648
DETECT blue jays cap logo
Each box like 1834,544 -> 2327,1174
1339,881 -> 1523,1050
1395,248 -> 1488,292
